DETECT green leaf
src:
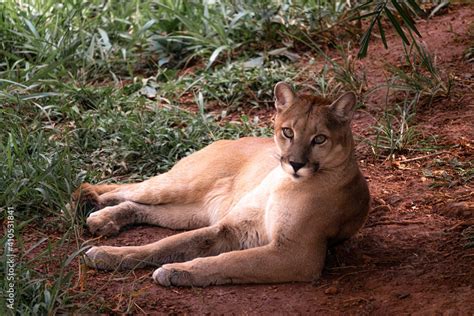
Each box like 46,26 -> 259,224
357,2 -> 385,58
350,11 -> 378,21
229,11 -> 249,28
358,25 -> 372,58
23,18 -> 39,38
138,19 -> 157,35
429,1 -> 450,19
384,7 -> 410,45
206,45 -> 227,69
377,18 -> 388,49
353,0 -> 375,11
391,0 -> 421,37
20,92 -> 64,100
406,0 -> 427,17
97,28 -> 112,51
64,245 -> 92,267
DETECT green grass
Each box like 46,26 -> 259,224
384,41 -> 452,107
368,35 -> 452,159
0,0 -> 352,90
0,221 -> 85,314
370,97 -> 419,158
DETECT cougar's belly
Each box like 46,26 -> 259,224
225,166 -> 287,247
192,137 -> 279,224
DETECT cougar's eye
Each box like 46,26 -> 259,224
281,128 -> 294,139
312,134 -> 327,145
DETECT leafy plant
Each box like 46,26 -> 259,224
300,44 -> 367,100
370,97 -> 419,158
385,41 -> 452,106
330,43 -> 368,96
191,60 -> 298,111
354,0 -> 425,58
307,64 -> 344,99
149,0 -> 352,69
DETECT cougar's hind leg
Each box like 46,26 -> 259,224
76,169 -> 210,210
73,174 -> 177,210
84,224 -> 239,270
86,201 -> 212,236
73,182 -> 135,210
102,172 -> 211,206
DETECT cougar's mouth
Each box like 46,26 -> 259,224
292,162 -> 320,180
312,163 -> 320,172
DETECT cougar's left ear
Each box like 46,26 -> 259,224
274,82 -> 295,112
328,91 -> 357,122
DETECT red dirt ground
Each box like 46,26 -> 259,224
23,4 -> 473,314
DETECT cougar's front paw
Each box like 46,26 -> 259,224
87,212 -> 120,236
84,246 -> 117,270
152,264 -> 196,287
84,246 -> 146,270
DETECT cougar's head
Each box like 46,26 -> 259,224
273,82 -> 357,179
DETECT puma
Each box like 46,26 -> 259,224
75,82 -> 370,287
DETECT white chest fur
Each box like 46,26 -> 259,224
224,167 -> 297,246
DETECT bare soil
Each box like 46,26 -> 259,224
24,4 -> 474,314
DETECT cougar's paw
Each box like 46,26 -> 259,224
84,246 -> 117,270
85,246 -> 126,270
85,246 -> 147,270
86,212 -> 120,236
72,183 -> 101,211
152,265 -> 195,287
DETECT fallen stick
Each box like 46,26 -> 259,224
366,220 -> 425,227
447,220 -> 474,231
398,150 -> 450,163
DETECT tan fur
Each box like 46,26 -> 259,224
76,82 -> 370,287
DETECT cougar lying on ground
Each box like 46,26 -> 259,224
75,82 -> 370,287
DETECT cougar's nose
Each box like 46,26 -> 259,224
289,161 -> 305,172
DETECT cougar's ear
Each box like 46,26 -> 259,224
328,91 -> 357,122
274,82 -> 295,112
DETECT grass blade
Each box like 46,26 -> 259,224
391,0 -> 421,37
206,45 -> 227,70
377,18 -> 388,49
384,7 -> 409,45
